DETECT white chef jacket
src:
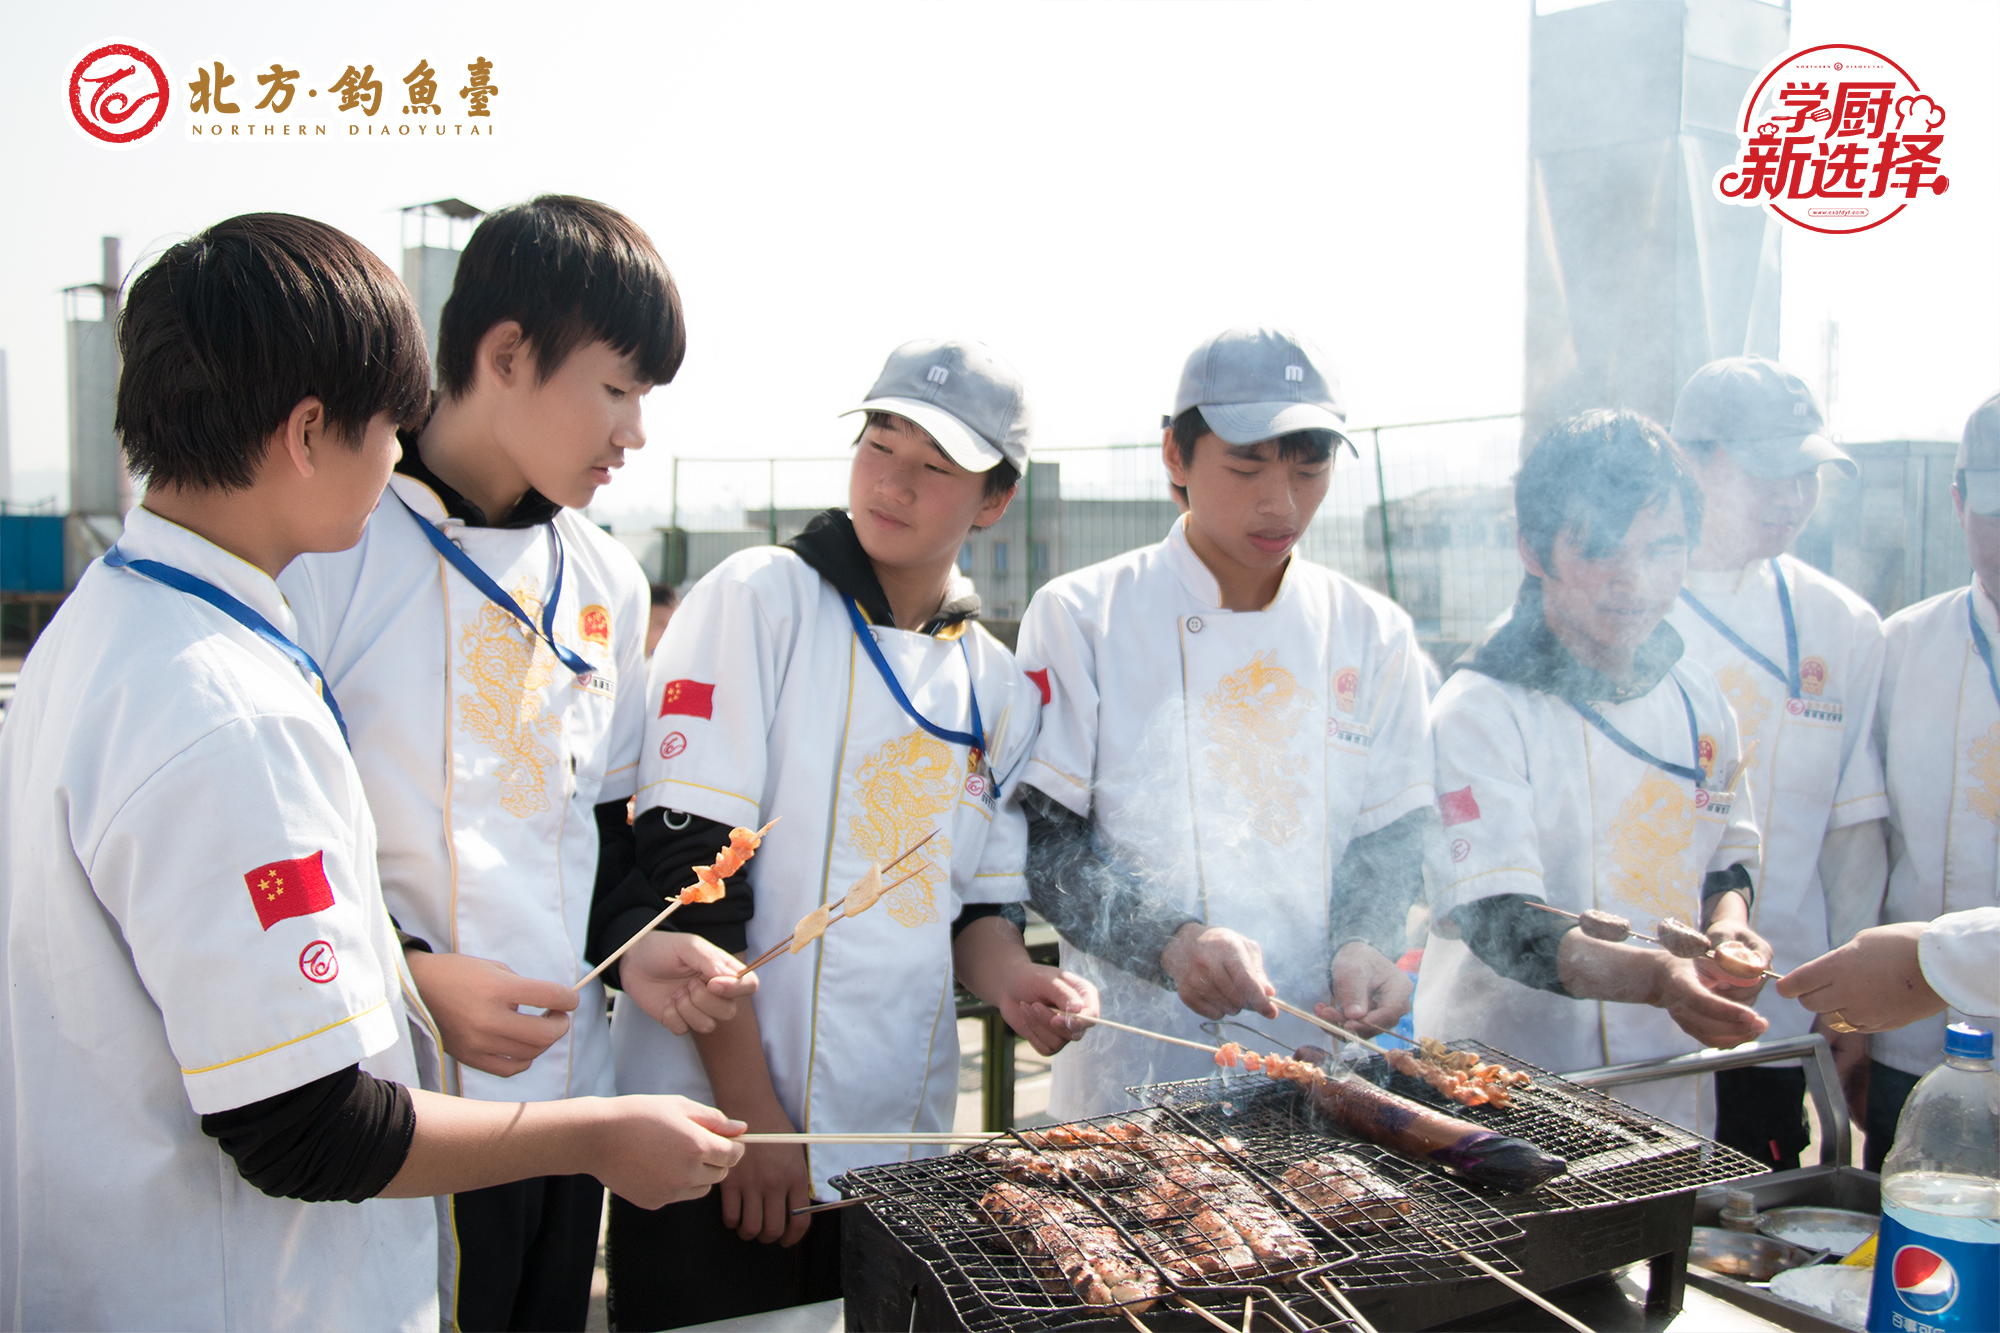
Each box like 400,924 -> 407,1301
1919,907 -> 2000,1019
0,506 -> 438,1332
1873,581 -> 2000,1076
1016,516 -> 1436,1119
611,546 -> 1038,1199
1416,628 -> 1760,1134
1667,556 -> 1889,1042
282,472 -> 650,1104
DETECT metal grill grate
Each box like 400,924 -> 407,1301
1135,1038 -> 1767,1216
834,1106 -> 1525,1331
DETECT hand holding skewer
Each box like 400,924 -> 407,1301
1524,901 -> 1780,980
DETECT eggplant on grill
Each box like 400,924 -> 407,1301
1292,1045 -> 1568,1193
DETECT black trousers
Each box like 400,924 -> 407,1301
1864,1059 -> 1923,1173
453,1173 -> 605,1332
606,1187 -> 843,1331
1714,1066 -> 1813,1171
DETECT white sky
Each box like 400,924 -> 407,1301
2,0 -> 1994,523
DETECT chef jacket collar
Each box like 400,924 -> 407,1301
784,507 -> 981,636
393,422 -> 561,530
1974,576 -> 2000,636
117,503 -> 300,640
1467,575 -> 1683,706
1162,512 -> 1299,612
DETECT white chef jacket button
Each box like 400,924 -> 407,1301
1186,615 -> 1204,633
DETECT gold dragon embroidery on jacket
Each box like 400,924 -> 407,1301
1715,661 -> 1771,742
1200,652 -> 1315,845
1605,767 -> 1697,923
1966,721 -> 2000,827
849,730 -> 958,927
458,582 -> 561,819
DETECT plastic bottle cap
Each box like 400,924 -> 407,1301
1944,1022 -> 1993,1060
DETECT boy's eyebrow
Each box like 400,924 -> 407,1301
1223,442 -> 1275,461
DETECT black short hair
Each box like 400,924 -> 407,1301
1516,409 -> 1703,571
1167,407 -> 1336,502
116,214 -> 430,492
649,582 -> 679,609
853,409 -> 1020,500
435,195 -> 685,398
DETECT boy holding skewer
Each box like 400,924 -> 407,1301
1662,357 -> 1888,1171
1016,327 -> 1435,1118
598,339 -> 1098,1329
0,214 -> 746,1331
279,196 -> 751,1331
1414,410 -> 1772,1135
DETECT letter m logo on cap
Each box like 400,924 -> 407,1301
243,851 -> 337,931
660,679 -> 716,719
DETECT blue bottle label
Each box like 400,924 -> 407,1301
1867,1208 -> 2000,1333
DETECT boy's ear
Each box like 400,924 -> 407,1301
1517,531 -> 1549,580
274,397 -> 328,479
476,320 -> 529,391
1161,429 -> 1191,492
973,481 -> 1016,530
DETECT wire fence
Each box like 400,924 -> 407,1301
647,414 -> 1527,650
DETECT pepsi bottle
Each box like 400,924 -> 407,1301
1867,1024 -> 2000,1333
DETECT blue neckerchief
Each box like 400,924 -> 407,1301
103,546 -> 349,747
1569,677 -> 1706,784
398,493 -> 595,677
842,593 -> 984,756
1967,588 -> 2000,713
1678,558 -> 1801,698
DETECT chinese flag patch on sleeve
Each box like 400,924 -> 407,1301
1439,786 -> 1481,827
1025,668 -> 1052,707
243,851 -> 337,931
659,679 -> 715,719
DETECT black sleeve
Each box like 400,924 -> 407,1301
1702,863 -> 1754,909
1327,808 -> 1431,962
1455,895 -> 1575,996
1023,786 -> 1197,989
951,902 -> 1028,940
200,1064 -> 415,1203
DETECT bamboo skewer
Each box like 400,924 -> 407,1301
572,818 -> 781,992
1271,998 -> 1393,1057
736,1131 -> 1004,1145
1443,1242 -> 1595,1333
1319,1279 -> 1379,1333
1241,1296 -> 1255,1333
739,831 -> 942,973
1523,902 -> 1780,981
1061,1013 -> 1227,1056
1174,1296 -> 1239,1333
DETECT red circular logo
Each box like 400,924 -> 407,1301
69,43 -> 169,144
660,731 -> 688,760
1787,697 -> 1805,716
1450,837 -> 1471,863
1695,789 -> 1711,808
965,774 -> 987,798
299,940 -> 339,984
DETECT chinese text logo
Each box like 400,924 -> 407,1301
1714,44 -> 1947,235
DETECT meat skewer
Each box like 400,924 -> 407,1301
739,829 -> 942,971
980,1180 -> 1163,1312
570,818 -> 780,991
1524,902 -> 1778,979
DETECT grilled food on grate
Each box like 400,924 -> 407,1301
972,1143 -> 1139,1186
977,1180 -> 1163,1311
1132,1160 -> 1318,1276
1276,1155 -> 1413,1233
1385,1039 -> 1534,1109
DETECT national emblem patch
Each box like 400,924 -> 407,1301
243,851 -> 337,931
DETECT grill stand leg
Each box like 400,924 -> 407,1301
1645,1248 -> 1688,1315
982,1011 -> 1017,1131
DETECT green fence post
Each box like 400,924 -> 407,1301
1373,426 -> 1399,604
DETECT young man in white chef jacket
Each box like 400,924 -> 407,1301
1862,391 -> 2000,1169
0,214 -> 746,1333
1016,327 -> 1436,1118
600,340 -> 1098,1329
1663,356 -> 1889,1170
1415,410 -> 1773,1135
280,196 -> 753,1331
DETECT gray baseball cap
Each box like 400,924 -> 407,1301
1670,356 -> 1855,478
1174,326 -> 1355,454
841,339 -> 1030,473
1953,391 -> 2000,516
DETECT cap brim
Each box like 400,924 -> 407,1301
840,397 -> 1007,472
1199,401 -> 1356,456
1722,434 -> 1857,479
1962,470 -> 2000,517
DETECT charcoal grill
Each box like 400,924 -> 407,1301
837,1104 -> 1523,1332
838,1039 -> 1766,1330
